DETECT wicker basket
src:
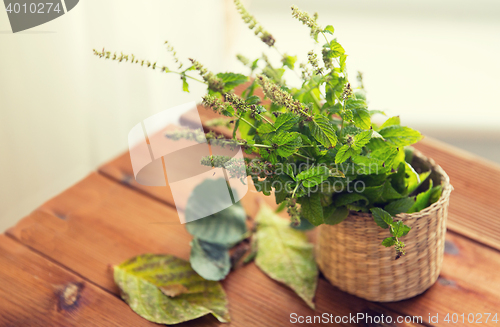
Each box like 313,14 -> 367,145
315,151 -> 452,302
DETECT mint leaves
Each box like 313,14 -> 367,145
98,2 -> 439,260
309,114 -> 338,148
370,207 -> 411,258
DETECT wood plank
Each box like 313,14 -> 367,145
0,234 -> 163,327
414,138 -> 500,251
383,231 -> 500,325
6,173 -> 421,327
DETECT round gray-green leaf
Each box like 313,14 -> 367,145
113,254 -> 230,324
190,238 -> 230,281
185,179 -> 247,244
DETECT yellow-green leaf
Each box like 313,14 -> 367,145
309,114 -> 338,148
255,203 -> 318,309
114,254 -> 230,324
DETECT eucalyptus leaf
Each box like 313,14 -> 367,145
255,203 -> 318,309
114,254 -> 230,324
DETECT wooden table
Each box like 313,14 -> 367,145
2,105 -> 500,326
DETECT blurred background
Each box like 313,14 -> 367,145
0,0 -> 499,231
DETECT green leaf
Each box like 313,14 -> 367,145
274,113 -> 300,131
404,146 -> 415,164
114,254 -> 230,324
309,114 -> 338,148
299,193 -> 324,226
380,116 -> 400,129
232,119 -> 240,139
391,162 -> 406,194
257,123 -> 276,134
381,237 -> 396,247
285,163 -> 297,181
352,130 -> 372,151
381,180 -> 404,201
370,207 -> 393,229
217,72 -> 248,92
384,197 -> 416,215
339,55 -> 347,71
255,203 -> 318,309
379,126 -> 423,147
182,76 -> 189,92
190,238 -> 230,281
296,166 -> 330,188
345,98 -> 367,110
351,108 -> 371,129
323,206 -> 349,225
408,180 -> 434,213
332,193 -> 368,207
430,185 -> 443,204
185,179 -> 247,244
351,155 -> 384,175
361,184 -> 385,204
323,25 -> 334,35
246,95 -> 261,105
253,178 -> 272,196
405,163 -> 431,195
335,145 -> 355,164
328,40 -> 345,57
273,132 -> 302,157
282,54 -> 297,70
391,220 -> 410,238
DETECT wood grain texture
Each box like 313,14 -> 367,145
6,173 -> 421,327
414,138 -> 500,251
0,235 -> 160,327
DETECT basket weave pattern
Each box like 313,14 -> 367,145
316,152 -> 452,302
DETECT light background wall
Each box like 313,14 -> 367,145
0,0 -> 499,231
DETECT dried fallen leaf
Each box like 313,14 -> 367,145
114,254 -> 230,324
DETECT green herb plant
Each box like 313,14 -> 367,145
94,1 -> 443,260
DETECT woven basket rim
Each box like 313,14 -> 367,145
349,150 -> 452,222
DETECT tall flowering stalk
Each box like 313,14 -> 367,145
94,2 -> 438,258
